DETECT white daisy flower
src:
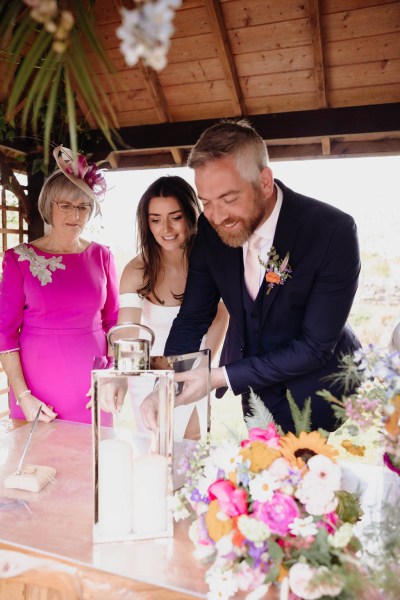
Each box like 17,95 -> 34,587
288,515 -> 318,537
248,470 -> 279,502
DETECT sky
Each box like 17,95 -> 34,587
90,155 -> 400,277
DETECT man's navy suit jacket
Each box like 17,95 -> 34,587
165,180 -> 361,432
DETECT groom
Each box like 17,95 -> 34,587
142,119 -> 361,433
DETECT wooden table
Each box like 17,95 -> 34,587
0,419 -> 213,600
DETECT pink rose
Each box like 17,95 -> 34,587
208,480 -> 248,517
253,492 -> 299,535
241,425 -> 281,449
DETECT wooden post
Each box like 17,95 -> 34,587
26,166 -> 44,242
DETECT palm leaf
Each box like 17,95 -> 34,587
69,31 -> 119,128
43,62 -> 62,166
7,28 -> 52,121
72,0 -> 114,71
64,70 -> 78,163
1,1 -> 122,162
286,389 -> 312,435
22,49 -> 59,133
2,16 -> 37,93
67,34 -> 119,147
31,53 -> 61,134
0,2 -> 24,39
244,388 -> 284,435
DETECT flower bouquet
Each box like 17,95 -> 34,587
172,406 -> 365,600
319,345 -> 400,475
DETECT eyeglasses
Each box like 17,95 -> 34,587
53,201 -> 91,215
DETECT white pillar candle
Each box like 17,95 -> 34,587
131,453 -> 169,535
98,439 -> 133,537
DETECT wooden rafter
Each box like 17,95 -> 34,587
80,102 -> 400,156
204,0 -> 245,116
308,0 -> 327,110
139,62 -> 186,165
139,62 -> 172,123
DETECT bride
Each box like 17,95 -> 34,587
117,175 -> 228,439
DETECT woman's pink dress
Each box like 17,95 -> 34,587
0,242 -> 118,423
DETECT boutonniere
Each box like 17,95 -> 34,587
258,246 -> 291,294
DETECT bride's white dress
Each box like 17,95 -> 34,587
130,298 -> 208,441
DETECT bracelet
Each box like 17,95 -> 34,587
0,349 -> 19,357
16,389 -> 31,406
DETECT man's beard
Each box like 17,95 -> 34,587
210,187 -> 267,248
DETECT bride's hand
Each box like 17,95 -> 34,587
93,377 -> 128,415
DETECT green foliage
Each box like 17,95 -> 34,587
335,490 -> 363,525
317,389 -> 347,424
286,389 -> 312,435
244,387 -> 284,434
0,104 -> 16,142
0,1 -> 120,165
244,388 -> 314,435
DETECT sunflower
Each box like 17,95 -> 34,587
205,499 -> 233,542
279,431 -> 338,468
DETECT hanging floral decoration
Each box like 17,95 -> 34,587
0,1 -> 181,166
116,0 -> 182,71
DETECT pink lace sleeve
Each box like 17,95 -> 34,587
0,249 -> 24,351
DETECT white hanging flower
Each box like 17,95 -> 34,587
116,0 -> 182,72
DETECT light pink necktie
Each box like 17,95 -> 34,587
244,234 -> 262,300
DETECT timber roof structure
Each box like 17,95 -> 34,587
1,0 -> 400,169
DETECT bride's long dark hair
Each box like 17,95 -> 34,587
136,176 -> 201,304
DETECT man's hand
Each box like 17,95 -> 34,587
140,367 -> 226,432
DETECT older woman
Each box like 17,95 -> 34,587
0,146 -> 118,423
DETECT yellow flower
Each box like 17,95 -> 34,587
278,564 -> 289,582
385,394 -> 400,436
341,440 -> 366,457
279,431 -> 338,468
240,441 -> 281,473
205,499 -> 233,542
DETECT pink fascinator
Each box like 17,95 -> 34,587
53,145 -> 107,214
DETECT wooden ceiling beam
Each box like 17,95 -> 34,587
83,102 -> 400,157
321,136 -> 331,155
308,0 -> 328,109
139,62 -> 172,122
204,0 -> 245,116
4,103 -> 400,161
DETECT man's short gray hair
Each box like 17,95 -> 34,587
187,119 -> 269,184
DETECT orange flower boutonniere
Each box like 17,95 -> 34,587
259,246 -> 291,295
